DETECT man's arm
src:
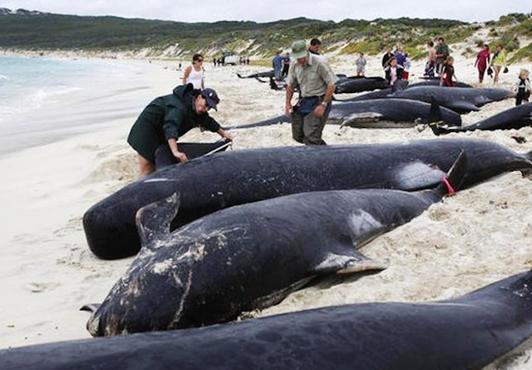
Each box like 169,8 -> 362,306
167,137 -> 188,163
313,83 -> 335,118
217,128 -> 233,141
285,84 -> 295,117
163,107 -> 187,162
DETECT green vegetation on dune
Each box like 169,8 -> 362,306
0,9 -> 530,62
509,42 -> 532,63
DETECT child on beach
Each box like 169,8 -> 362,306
384,57 -> 404,86
514,69 -> 531,106
440,56 -> 457,87
355,53 -> 367,76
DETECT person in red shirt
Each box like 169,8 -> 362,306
474,44 -> 490,84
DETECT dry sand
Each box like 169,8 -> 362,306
0,53 -> 531,368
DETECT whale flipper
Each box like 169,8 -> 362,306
80,303 -> 101,313
341,112 -> 383,127
312,231 -> 388,275
136,193 -> 180,247
312,247 -> 387,275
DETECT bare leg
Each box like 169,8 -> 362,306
137,154 -> 155,177
493,66 -> 501,84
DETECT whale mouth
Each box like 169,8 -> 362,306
86,313 -> 101,337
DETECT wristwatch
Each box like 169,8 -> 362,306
320,101 -> 328,107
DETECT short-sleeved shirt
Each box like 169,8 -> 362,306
435,43 -> 449,61
492,50 -> 507,66
287,54 -> 337,98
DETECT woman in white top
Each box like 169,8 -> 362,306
182,54 -> 205,90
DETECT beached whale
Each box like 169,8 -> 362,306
334,80 -> 473,103
3,270 -> 531,369
334,76 -> 389,94
85,154 -> 465,335
225,99 -> 461,130
236,70 -> 275,79
408,80 -> 473,88
317,99 -> 461,128
389,86 -> 514,113
83,139 -> 532,259
431,102 -> 532,135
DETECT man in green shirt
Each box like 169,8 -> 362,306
127,84 -> 233,176
435,37 -> 450,76
285,40 -> 337,145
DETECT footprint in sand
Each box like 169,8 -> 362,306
428,205 -> 451,221
26,281 -> 61,293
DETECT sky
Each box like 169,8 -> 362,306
1,0 -> 530,23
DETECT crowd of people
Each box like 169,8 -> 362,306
126,37 -> 529,177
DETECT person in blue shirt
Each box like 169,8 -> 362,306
272,50 -> 284,80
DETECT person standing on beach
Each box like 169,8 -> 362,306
355,53 -> 367,76
127,84 -> 233,176
474,44 -> 490,84
281,52 -> 291,78
491,45 -> 507,84
394,45 -> 406,69
182,54 -> 205,90
435,37 -> 449,76
285,40 -> 336,145
440,56 -> 457,87
308,38 -> 331,64
403,53 -> 411,80
308,38 -> 322,55
272,50 -> 284,80
381,47 -> 394,70
384,57 -> 404,86
424,41 -> 436,77
514,69 -> 531,106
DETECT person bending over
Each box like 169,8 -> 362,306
127,84 -> 233,176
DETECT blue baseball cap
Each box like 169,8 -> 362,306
201,88 -> 220,111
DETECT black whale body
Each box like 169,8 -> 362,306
2,270 -> 532,370
83,139 -> 532,259
87,155 -> 464,335
226,99 -> 462,130
431,102 -> 532,135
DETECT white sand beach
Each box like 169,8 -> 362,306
0,53 -> 531,368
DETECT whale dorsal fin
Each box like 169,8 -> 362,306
135,193 -> 180,247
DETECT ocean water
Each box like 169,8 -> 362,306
0,56 -> 126,123
0,55 -> 153,156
